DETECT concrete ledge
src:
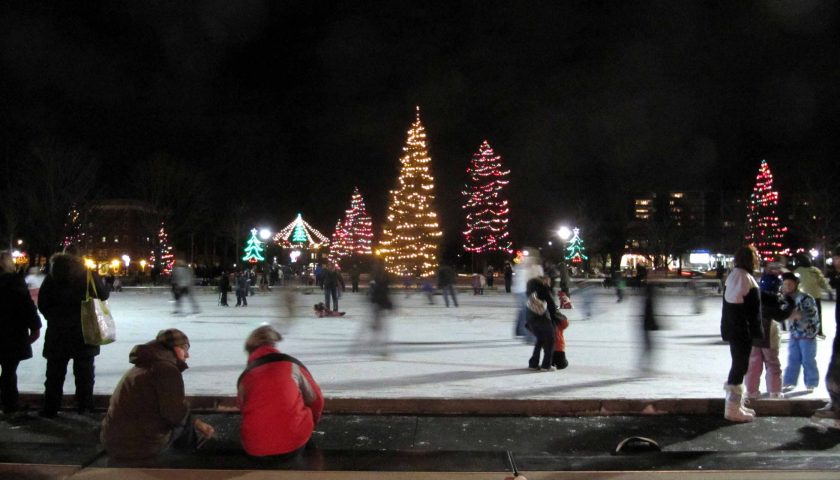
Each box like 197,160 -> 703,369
18,394 -> 827,417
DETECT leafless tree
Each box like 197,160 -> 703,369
21,138 -> 99,261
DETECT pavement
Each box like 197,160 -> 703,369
3,283 -> 839,478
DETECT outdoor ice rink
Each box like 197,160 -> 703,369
16,284 -> 835,401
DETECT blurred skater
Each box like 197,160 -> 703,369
514,249 -> 542,341
639,282 -> 659,372
362,262 -> 393,357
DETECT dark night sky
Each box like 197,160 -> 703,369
2,1 -> 839,251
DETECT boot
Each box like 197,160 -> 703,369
741,393 -> 756,416
724,383 -> 755,422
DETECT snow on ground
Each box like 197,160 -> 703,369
16,285 -> 835,400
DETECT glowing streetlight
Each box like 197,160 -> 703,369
121,254 -> 131,267
259,228 -> 272,241
556,226 -> 573,294
557,226 -> 572,242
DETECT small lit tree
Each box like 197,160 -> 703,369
242,228 -> 265,263
565,228 -> 589,264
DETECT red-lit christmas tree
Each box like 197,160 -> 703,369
330,187 -> 375,265
150,222 -> 175,275
462,140 -> 512,255
745,160 -> 787,261
345,187 -> 374,257
329,218 -> 349,264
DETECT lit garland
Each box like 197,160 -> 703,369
379,107 -> 442,277
565,227 -> 588,263
274,213 -> 330,249
744,160 -> 788,261
462,140 -> 513,254
330,186 -> 374,264
149,222 -> 174,275
242,228 -> 265,263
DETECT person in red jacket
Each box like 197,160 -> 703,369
237,326 -> 324,458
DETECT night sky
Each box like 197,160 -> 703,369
2,1 -> 839,252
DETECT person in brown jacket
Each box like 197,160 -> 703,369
100,329 -> 214,460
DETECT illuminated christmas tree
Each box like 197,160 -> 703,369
462,140 -> 512,255
150,222 -> 174,275
565,228 -> 589,263
379,107 -> 442,277
274,213 -> 329,249
328,218 -> 349,264
242,228 -> 265,263
61,205 -> 82,249
745,160 -> 787,261
345,187 -> 374,256
330,187 -> 374,265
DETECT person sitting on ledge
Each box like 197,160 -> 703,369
237,325 -> 324,458
100,328 -> 214,460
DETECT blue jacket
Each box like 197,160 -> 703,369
781,291 -> 819,339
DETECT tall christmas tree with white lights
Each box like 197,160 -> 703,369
462,140 -> 512,256
379,107 -> 442,277
745,160 -> 787,261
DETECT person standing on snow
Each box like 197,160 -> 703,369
720,245 -> 763,422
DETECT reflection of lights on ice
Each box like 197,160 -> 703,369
290,250 -> 302,263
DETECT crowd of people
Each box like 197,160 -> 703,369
721,246 -> 839,424
1,243 -> 839,461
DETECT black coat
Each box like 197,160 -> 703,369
38,255 -> 109,359
720,289 -> 762,343
0,272 -> 42,361
322,269 -> 344,289
525,278 -> 560,325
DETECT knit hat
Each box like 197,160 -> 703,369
155,328 -> 190,351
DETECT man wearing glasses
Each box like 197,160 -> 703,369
100,328 -> 214,460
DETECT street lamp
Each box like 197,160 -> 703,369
557,226 -> 573,294
258,228 -> 272,241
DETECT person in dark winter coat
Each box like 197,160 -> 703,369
237,326 -> 324,457
0,251 -> 42,414
720,245 -> 763,422
37,253 -> 109,416
322,263 -> 345,311
811,247 -> 840,425
101,329 -> 214,460
235,271 -> 249,307
437,264 -> 458,307
526,276 -> 560,371
503,262 -> 513,293
349,265 -> 361,293
218,272 -> 231,306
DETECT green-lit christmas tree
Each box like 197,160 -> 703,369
565,227 -> 588,263
242,228 -> 265,263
